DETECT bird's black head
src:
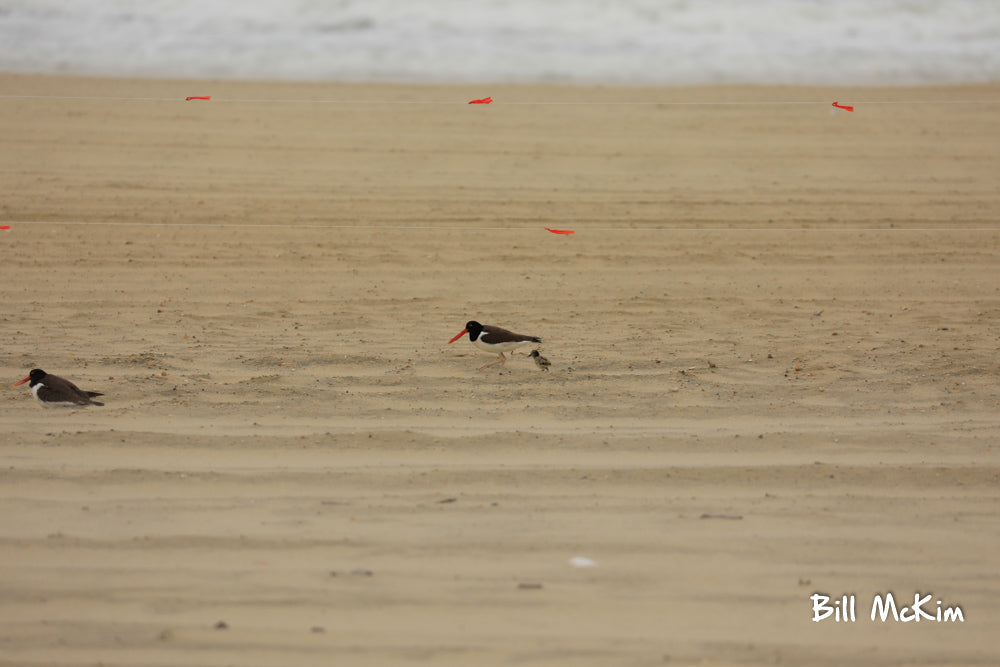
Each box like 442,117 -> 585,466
464,321 -> 484,338
13,368 -> 46,388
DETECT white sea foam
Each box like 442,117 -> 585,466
2,0 -> 998,85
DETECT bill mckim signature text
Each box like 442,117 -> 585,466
811,592 -> 964,623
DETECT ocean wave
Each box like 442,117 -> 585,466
2,0 -> 998,85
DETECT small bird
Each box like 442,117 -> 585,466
13,368 -> 104,407
447,320 -> 542,371
528,350 -> 551,371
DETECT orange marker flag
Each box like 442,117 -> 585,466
832,101 -> 854,112
468,96 -> 493,104
545,227 -> 575,235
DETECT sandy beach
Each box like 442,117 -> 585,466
1,74 -> 999,665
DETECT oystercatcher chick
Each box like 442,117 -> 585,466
13,368 -> 104,407
447,320 -> 541,371
528,350 -> 551,371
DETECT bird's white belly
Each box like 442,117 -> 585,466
472,338 -> 532,355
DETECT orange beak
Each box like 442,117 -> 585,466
13,376 -> 30,387
447,328 -> 468,344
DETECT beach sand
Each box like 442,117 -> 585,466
1,74 -> 999,665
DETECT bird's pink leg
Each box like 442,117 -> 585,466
478,354 -> 507,371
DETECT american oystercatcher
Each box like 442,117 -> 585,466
528,350 -> 551,371
13,369 -> 104,407
447,320 -> 542,371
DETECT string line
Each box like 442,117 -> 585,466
1,94 -> 999,106
3,220 -> 997,232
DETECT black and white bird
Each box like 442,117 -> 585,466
528,350 -> 551,371
13,368 -> 104,407
447,320 -> 542,371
